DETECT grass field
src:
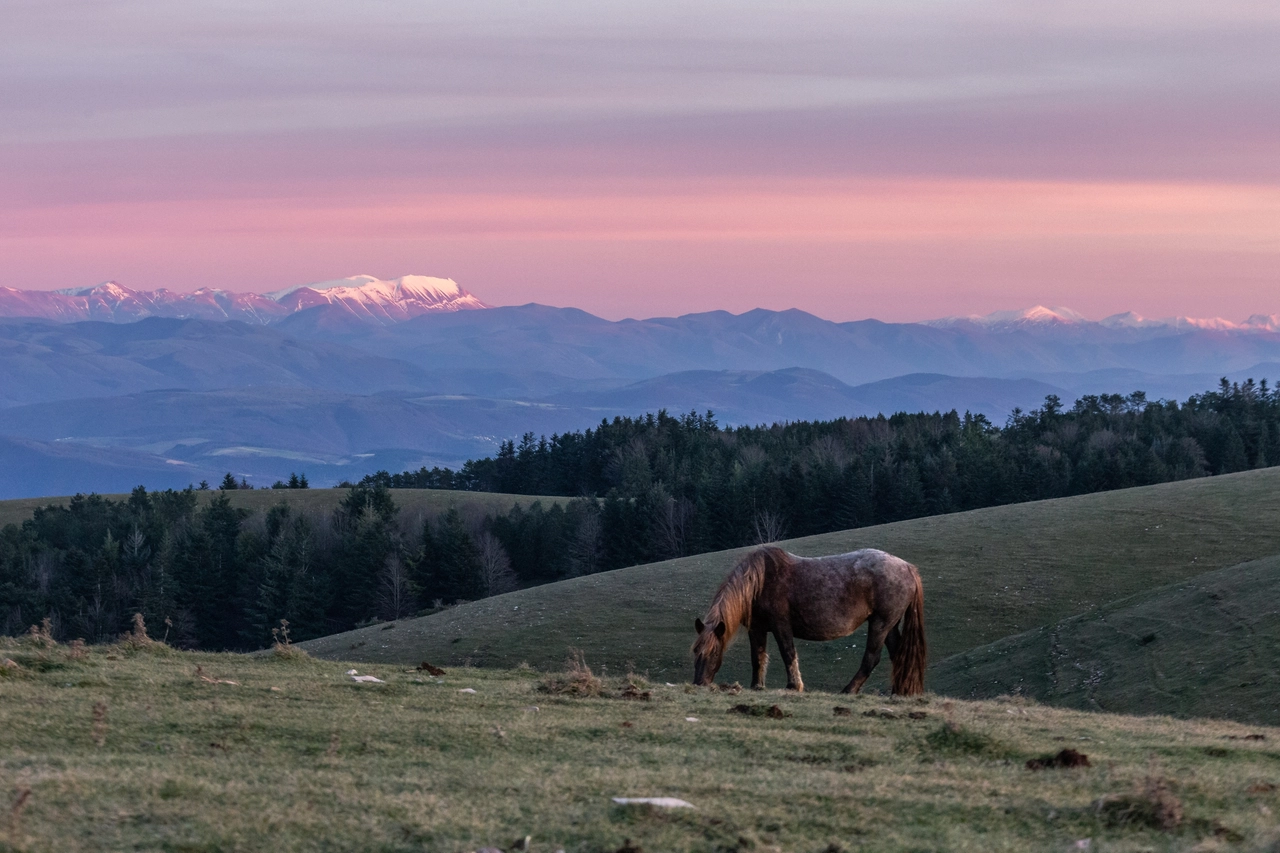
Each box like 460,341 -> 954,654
0,488 -> 562,529
930,553 -> 1280,726
3,639 -> 1279,853
300,468 -> 1280,696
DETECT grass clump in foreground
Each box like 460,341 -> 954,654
2,643 -> 1279,853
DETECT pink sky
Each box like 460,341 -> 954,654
2,1 -> 1277,322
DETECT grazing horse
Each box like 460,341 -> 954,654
692,546 -> 927,695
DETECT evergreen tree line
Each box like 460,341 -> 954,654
365,378 -> 1280,570
0,483 -> 523,649
2,379 -> 1276,648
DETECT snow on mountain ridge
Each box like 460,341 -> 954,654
928,306 -> 1279,333
0,275 -> 487,325
270,275 -> 488,323
925,305 -> 1089,328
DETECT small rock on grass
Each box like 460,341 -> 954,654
612,797 -> 694,808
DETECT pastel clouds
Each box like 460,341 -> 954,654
1,0 -> 1277,320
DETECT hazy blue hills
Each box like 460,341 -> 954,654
2,302 -> 1279,496
0,436 -> 209,496
0,372 -> 1065,497
0,317 -> 433,407
547,369 -> 1066,426
288,303 -> 1280,385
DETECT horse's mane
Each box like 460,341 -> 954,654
694,546 -> 786,653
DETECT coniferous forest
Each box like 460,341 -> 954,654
2,379 -> 1277,649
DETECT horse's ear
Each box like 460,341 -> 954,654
714,622 -> 727,639
694,618 -> 705,635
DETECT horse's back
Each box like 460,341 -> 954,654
781,549 -> 918,640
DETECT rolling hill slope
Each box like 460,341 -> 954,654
929,553 -> 1280,725
299,467 -> 1280,694
0,488 -> 562,530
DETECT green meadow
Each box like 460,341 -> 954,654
931,553 -> 1280,726
2,638 -> 1278,853
6,469 -> 1280,851
301,468 -> 1280,699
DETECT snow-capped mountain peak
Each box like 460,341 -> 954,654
928,306 -> 1279,334
269,274 -> 488,322
1,275 -> 489,325
925,305 -> 1088,329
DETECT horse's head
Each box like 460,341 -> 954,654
691,617 -> 728,685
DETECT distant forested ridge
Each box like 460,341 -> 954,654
369,378 -> 1277,549
2,379 -> 1276,649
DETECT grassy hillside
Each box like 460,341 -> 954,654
0,487 -> 562,529
2,641 -> 1278,852
930,553 -> 1280,726
301,467 -> 1280,694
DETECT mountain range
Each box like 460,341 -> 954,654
0,276 -> 1277,498
0,275 -> 487,326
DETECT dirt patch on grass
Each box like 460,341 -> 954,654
1026,748 -> 1091,770
738,703 -> 784,718
619,682 -> 651,701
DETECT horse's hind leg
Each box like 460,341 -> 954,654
749,624 -> 769,690
884,624 -> 902,660
773,625 -> 804,692
842,616 -> 893,694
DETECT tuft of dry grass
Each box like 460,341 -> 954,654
115,613 -> 170,655
1094,775 -> 1184,831
537,650 -> 605,697
923,720 -> 1012,758
270,619 -> 310,662
20,618 -> 56,650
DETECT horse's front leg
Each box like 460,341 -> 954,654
843,616 -> 892,694
749,624 -> 769,690
773,624 -> 804,692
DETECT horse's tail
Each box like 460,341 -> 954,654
891,568 -> 928,696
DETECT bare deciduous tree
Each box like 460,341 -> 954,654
657,494 -> 694,559
376,554 -> 413,620
568,504 -> 603,577
477,532 -> 517,597
752,509 -> 786,545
